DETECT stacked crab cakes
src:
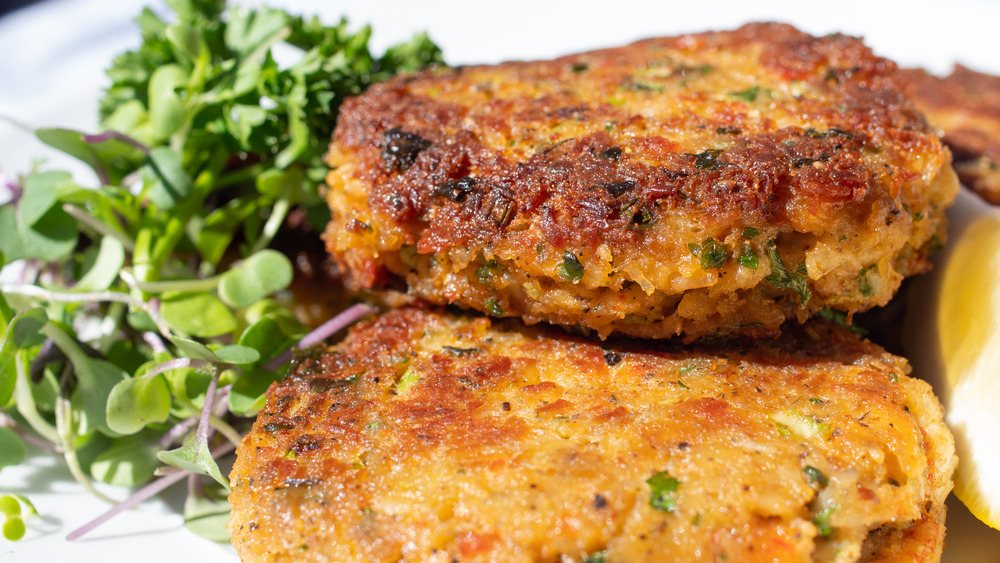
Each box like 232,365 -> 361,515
229,23 -> 958,562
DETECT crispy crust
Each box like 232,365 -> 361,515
228,308 -> 955,562
324,23 -> 957,341
897,65 -> 1000,205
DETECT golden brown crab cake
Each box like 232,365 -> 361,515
323,23 -> 958,342
897,65 -> 1000,205
228,308 -> 956,562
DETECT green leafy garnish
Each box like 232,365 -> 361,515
646,471 -> 680,512
763,241 -> 811,306
0,0 -> 442,543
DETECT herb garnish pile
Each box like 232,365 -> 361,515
0,0 -> 441,541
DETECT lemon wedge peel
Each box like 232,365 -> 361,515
936,212 -> 1000,530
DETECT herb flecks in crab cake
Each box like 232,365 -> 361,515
228,307 -> 956,562
323,23 -> 957,341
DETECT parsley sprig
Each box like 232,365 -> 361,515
0,0 -> 441,542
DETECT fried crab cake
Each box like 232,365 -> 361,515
228,308 -> 956,562
323,23 -> 958,341
897,65 -> 1000,205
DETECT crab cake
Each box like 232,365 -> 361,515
228,308 -> 956,562
323,23 -> 958,341
897,65 -> 1000,205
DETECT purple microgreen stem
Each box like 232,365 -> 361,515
264,303 -> 376,371
81,131 -> 151,154
141,331 -> 169,354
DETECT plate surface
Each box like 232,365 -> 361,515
1,1 -> 998,561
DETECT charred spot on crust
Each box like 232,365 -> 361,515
597,180 -> 636,196
599,146 -> 623,160
382,128 -> 432,171
434,176 -> 478,202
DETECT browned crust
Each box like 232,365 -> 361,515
228,307 -> 955,562
324,23 -> 956,341
897,65 -> 1000,205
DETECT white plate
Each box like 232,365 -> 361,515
1,1 -> 999,561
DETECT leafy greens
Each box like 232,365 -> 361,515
0,0 -> 441,542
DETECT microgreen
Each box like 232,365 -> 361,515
0,0 -> 441,543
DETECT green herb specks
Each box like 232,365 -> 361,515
803,465 -> 829,487
693,149 -> 724,170
764,241 -> 811,307
396,366 -> 421,395
476,259 -> 501,282
689,237 -> 728,270
738,245 -> 758,270
813,505 -> 837,537
729,85 -> 760,102
557,250 -> 585,282
857,265 -> 877,297
647,471 -> 680,512
485,297 -> 505,317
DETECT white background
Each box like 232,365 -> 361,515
1,1 -> 999,561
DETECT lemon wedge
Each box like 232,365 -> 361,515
906,188 -> 1000,530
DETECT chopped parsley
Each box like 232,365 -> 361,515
817,307 -> 867,335
476,259 -> 501,282
395,366 -> 421,395
857,265 -> 877,297
729,85 -> 760,102
803,465 -> 829,487
485,297 -> 505,317
693,148 -> 724,169
763,241 -> 811,307
646,471 -> 680,512
557,250 -> 585,282
581,550 -> 608,563
688,237 -> 728,270
738,245 -> 759,270
813,505 -> 837,537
